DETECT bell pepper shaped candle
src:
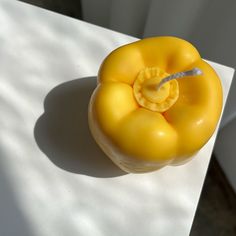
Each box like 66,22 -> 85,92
88,36 -> 223,173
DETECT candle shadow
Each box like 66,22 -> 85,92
34,77 -> 126,178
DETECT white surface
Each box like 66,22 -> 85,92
0,1 -> 234,236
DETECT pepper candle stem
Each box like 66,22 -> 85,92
157,67 -> 203,90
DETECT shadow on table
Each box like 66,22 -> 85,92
34,77 -> 126,178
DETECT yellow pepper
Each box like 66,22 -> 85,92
88,36 -> 223,173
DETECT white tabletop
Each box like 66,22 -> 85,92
0,1 -> 234,236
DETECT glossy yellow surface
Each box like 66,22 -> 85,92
89,36 -> 223,166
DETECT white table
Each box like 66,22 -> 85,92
0,1 -> 234,236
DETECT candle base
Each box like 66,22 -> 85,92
89,103 -> 173,173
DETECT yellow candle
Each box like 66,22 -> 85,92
88,36 -> 223,173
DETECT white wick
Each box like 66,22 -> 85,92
157,67 -> 203,90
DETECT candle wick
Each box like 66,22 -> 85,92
156,67 -> 203,90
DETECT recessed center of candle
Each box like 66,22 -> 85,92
141,77 -> 170,103
133,67 -> 179,112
